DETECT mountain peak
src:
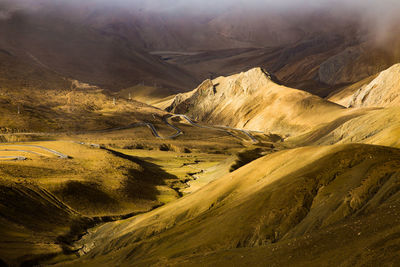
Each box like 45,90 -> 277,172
210,67 -> 277,96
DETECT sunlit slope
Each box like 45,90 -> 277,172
0,139 -> 245,265
290,107 -> 400,148
70,143 -> 400,266
0,141 -> 181,216
327,74 -> 378,106
329,63 -> 400,108
289,63 -> 400,147
0,140 -> 200,264
167,68 -> 348,136
165,199 -> 400,266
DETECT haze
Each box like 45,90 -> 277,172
3,0 -> 400,16
2,0 -> 399,37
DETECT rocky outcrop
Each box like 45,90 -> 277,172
318,46 -> 362,85
318,44 -> 398,87
347,63 -> 400,108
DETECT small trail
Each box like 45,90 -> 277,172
0,144 -> 68,160
0,156 -> 26,161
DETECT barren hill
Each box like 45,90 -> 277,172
167,68 -> 346,136
330,64 -> 400,108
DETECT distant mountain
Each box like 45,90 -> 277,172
0,2 -> 198,91
0,0 -> 399,96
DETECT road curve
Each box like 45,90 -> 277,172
0,115 -> 259,144
131,122 -> 183,139
218,126 -> 258,143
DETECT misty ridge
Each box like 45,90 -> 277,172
1,0 -> 399,91
1,0 -> 400,35
1,0 -> 399,90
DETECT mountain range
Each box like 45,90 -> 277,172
0,1 -> 400,266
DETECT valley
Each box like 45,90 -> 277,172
0,1 -> 400,266
0,63 -> 399,266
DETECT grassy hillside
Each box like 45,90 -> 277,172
0,87 -> 165,132
0,181 -> 91,265
0,140 -> 236,264
0,92 -> 275,265
63,144 -> 400,266
289,107 -> 400,148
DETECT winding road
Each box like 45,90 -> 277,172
0,114 -> 259,162
132,121 -> 183,139
115,114 -> 259,142
218,126 -> 258,143
163,114 -> 259,143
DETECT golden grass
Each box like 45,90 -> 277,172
289,107 -> 400,148
67,143 -> 400,266
0,87 -> 165,132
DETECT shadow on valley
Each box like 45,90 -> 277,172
103,148 -> 179,201
0,182 -> 88,266
53,181 -> 120,215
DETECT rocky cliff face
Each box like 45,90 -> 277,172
318,46 -> 362,85
318,44 -> 399,87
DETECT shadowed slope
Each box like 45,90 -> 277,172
0,181 -> 91,265
0,6 -> 198,91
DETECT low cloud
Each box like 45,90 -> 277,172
0,10 -> 11,20
1,0 -> 399,41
